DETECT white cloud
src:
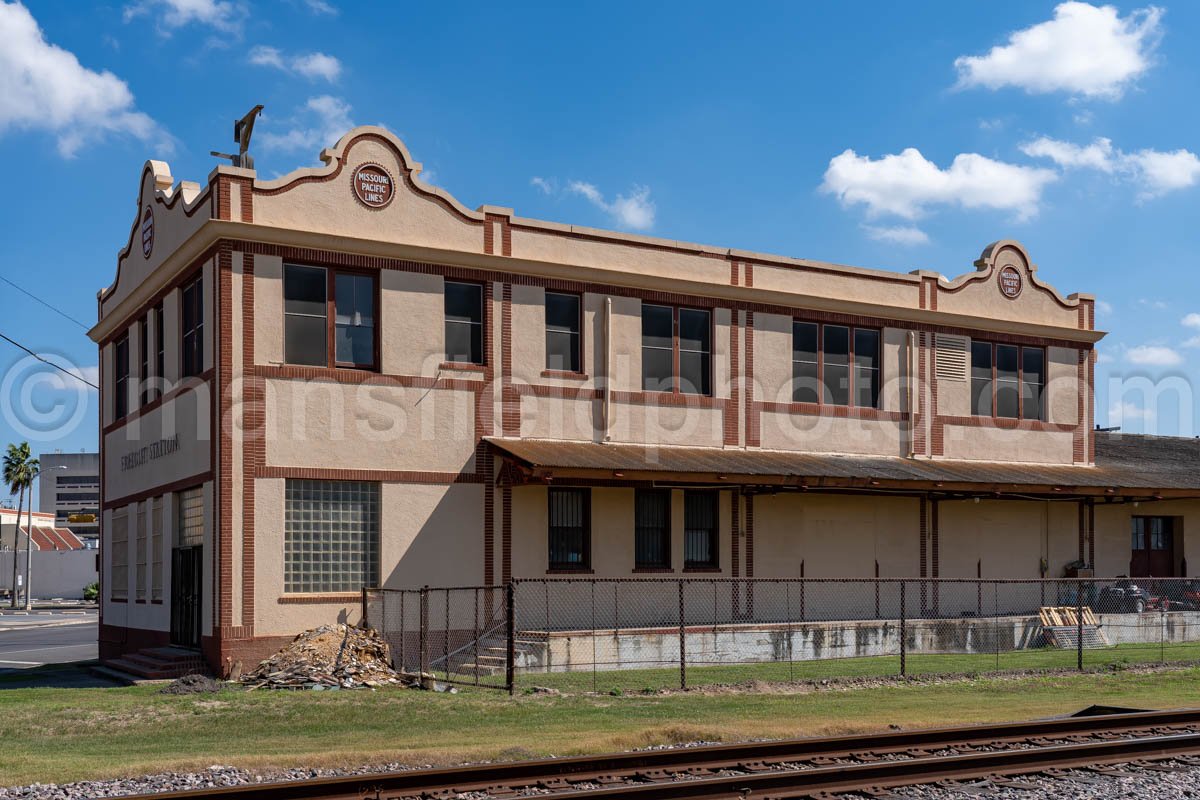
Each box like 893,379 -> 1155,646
954,2 -> 1163,100
1074,109 -> 1095,126
123,0 -> 245,35
303,0 -> 337,14
1021,136 -> 1200,199
862,224 -> 929,246
530,176 -> 555,195
1095,351 -> 1114,365
258,95 -> 353,154
820,147 -> 1056,222
0,2 -> 168,157
1183,313 -> 1200,329
1125,344 -> 1182,367
1096,299 -> 1113,315
1109,399 -> 1156,422
567,181 -> 655,231
1183,336 -> 1200,349
1137,298 -> 1168,310
249,45 -> 341,82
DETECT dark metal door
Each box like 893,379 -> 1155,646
170,546 -> 202,648
1131,517 -> 1175,577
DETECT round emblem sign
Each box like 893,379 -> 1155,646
352,163 -> 394,209
141,206 -> 154,259
997,265 -> 1023,299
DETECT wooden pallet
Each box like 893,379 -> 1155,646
1039,606 -> 1101,627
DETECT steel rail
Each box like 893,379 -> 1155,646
116,708 -> 1200,800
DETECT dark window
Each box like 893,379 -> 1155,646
153,302 -> 164,400
678,308 -> 711,395
545,292 -> 581,372
641,303 -> 674,391
181,274 -> 204,378
445,281 -> 484,364
1150,518 -> 1168,550
114,333 -> 130,419
823,325 -> 850,405
548,488 -> 589,570
792,322 -> 879,408
971,342 -> 1045,421
284,265 -> 377,368
854,328 -> 880,409
334,273 -> 376,367
284,264 -> 328,366
1132,517 -> 1146,550
138,315 -> 150,406
641,304 -> 711,395
1021,347 -> 1045,422
634,489 -> 670,569
683,491 -> 718,569
792,322 -> 819,403
971,341 -> 993,416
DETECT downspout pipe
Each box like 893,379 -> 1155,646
907,330 -> 917,459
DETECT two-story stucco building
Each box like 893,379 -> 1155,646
90,126 -> 1200,676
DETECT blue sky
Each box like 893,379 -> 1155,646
1,0 -> 1199,491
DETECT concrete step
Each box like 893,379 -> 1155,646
454,663 -> 503,676
103,657 -> 182,680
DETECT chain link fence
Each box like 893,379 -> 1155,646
366,577 -> 1200,693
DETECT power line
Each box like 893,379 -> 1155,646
0,331 -> 99,390
0,275 -> 90,330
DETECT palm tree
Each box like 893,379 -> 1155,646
3,444 -> 36,608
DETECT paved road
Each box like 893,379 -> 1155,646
0,614 -> 97,667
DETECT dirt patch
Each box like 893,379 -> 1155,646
159,674 -> 227,695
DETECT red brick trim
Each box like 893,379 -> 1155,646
104,471 -> 214,513
241,253 -> 258,628
725,317 -> 740,446
540,369 -> 589,380
251,363 -> 486,392
744,263 -> 754,288
256,466 -> 484,483
501,484 -> 512,584
99,244 -> 222,348
217,245 -> 234,630
730,260 -> 739,286
632,567 -> 676,574
746,312 -> 759,447
937,415 -> 1076,433
501,283 -> 519,436
277,594 -> 362,604
612,390 -> 724,409
439,361 -> 487,373
757,402 -> 907,422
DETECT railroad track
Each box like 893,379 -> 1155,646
123,708 -> 1200,800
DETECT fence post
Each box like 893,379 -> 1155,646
1076,582 -> 1084,672
419,585 -> 430,683
899,581 -> 907,677
678,579 -> 687,690
361,587 -> 368,629
505,581 -> 516,696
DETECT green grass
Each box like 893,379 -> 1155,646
511,642 -> 1200,694
4,661 -> 1200,786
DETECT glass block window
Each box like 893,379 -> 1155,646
176,486 -> 204,547
284,480 -> 380,593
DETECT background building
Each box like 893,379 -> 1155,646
39,451 -> 100,544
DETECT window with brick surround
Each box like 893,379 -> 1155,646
971,341 -> 1044,421
445,281 -> 484,365
138,315 -> 150,407
548,487 -> 590,571
284,480 -> 379,593
642,304 -> 711,395
114,333 -> 130,420
153,302 -> 165,400
180,273 -> 204,378
284,264 -> 378,369
545,291 -> 581,372
792,322 -> 879,408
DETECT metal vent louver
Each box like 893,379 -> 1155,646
935,334 -> 968,381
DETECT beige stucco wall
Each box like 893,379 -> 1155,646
939,426 -> 1075,464
1094,500 -> 1200,578
938,499 -> 1080,580
103,385 -> 212,502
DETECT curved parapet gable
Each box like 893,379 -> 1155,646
100,159 -> 212,319
933,240 -> 1094,331
252,126 -> 486,251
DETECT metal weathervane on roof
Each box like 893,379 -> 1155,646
211,104 -> 265,169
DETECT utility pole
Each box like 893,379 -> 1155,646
8,484 -> 22,607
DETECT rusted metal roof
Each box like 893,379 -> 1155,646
485,432 -> 1200,493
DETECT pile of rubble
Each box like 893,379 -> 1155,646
241,624 -> 409,690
